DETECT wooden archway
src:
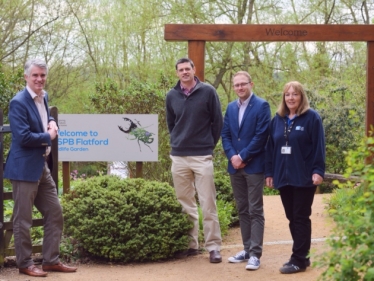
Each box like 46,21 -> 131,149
165,24 -> 374,135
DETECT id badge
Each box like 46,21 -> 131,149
281,146 -> 292,154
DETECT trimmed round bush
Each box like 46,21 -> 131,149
62,176 -> 192,262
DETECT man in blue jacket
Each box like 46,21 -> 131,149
4,58 -> 77,277
221,71 -> 271,270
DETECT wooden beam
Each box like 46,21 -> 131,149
367,41 -> 374,135
165,24 -> 374,42
3,218 -> 44,230
6,245 -> 42,257
188,41 -> 205,81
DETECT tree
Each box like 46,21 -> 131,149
0,0 -> 373,178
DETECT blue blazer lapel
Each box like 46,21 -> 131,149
23,90 -> 45,132
232,103 -> 240,132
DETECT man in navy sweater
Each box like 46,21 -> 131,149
166,57 -> 223,263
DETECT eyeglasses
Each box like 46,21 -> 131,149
233,82 -> 251,89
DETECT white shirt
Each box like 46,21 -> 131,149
27,86 -> 50,156
237,93 -> 253,126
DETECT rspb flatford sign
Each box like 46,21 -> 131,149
58,114 -> 158,162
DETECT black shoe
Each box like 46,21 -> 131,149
279,264 -> 306,274
174,248 -> 200,259
283,259 -> 311,267
209,250 -> 222,263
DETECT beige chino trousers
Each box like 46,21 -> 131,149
170,155 -> 222,252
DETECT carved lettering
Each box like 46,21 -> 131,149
265,28 -> 308,36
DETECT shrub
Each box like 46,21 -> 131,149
317,136 -> 374,281
263,187 -> 280,195
215,173 -> 234,204
216,199 -> 234,237
214,173 -> 238,225
61,176 -> 192,262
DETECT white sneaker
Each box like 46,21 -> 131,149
246,256 -> 260,270
227,250 -> 249,263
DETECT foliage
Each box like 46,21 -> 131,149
317,136 -> 374,281
214,172 -> 238,225
3,199 -> 13,222
216,199 -> 234,237
214,172 -> 234,203
213,140 -> 229,176
264,187 -> 280,195
59,235 -> 85,263
317,87 -> 365,174
0,64 -> 24,159
0,64 -> 24,117
61,176 -> 192,262
69,162 -> 107,180
318,182 -> 338,194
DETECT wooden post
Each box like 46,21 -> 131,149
49,107 -> 59,192
62,162 -> 70,194
188,41 -> 206,81
366,41 -> 374,136
136,162 -> 143,178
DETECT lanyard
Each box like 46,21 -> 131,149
283,119 -> 295,146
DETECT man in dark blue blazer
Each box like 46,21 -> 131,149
221,71 -> 271,271
4,58 -> 77,277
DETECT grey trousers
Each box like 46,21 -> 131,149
230,171 -> 264,258
12,162 -> 63,268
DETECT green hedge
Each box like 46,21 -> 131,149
317,137 -> 374,280
62,176 -> 192,262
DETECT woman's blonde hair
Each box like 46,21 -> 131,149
277,81 -> 310,117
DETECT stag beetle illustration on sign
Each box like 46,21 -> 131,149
118,117 -> 154,152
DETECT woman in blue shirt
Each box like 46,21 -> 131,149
265,81 -> 325,274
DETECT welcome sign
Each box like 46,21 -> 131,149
57,114 -> 158,161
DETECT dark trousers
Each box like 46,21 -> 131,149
12,162 -> 63,268
230,171 -> 264,258
279,185 -> 316,268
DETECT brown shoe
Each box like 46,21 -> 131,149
42,262 -> 77,273
209,250 -> 222,263
19,265 -> 48,277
